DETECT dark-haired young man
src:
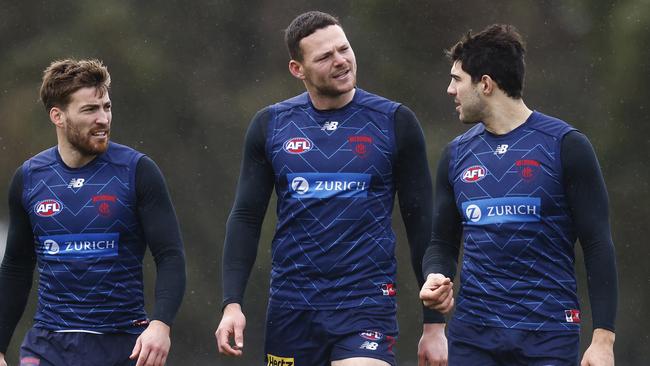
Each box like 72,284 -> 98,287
0,59 -> 186,366
216,11 -> 445,366
419,24 -> 617,365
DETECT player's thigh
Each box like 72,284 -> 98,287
332,357 -> 391,366
447,319 -> 501,366
518,330 -> 579,366
329,306 -> 398,366
264,306 -> 329,366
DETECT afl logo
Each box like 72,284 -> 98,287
34,199 -> 63,217
461,165 -> 487,183
360,331 -> 384,341
283,137 -> 313,154
465,204 -> 482,222
43,239 -> 60,255
291,177 -> 309,194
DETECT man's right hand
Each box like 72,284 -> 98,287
0,352 -> 7,366
419,273 -> 455,314
215,303 -> 246,356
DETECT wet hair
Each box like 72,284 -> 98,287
285,11 -> 341,61
447,24 -> 526,98
40,58 -> 111,111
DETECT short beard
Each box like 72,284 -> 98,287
65,123 -> 109,156
460,91 -> 488,124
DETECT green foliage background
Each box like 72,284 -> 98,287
0,0 -> 648,364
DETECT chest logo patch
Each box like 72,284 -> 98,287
34,199 -> 63,217
348,135 -> 373,158
461,165 -> 487,183
516,159 -> 540,182
283,137 -> 313,154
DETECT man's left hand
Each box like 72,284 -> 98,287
417,323 -> 448,366
130,320 -> 171,366
580,328 -> 615,366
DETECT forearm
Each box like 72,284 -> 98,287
422,145 -> 461,279
136,157 -> 187,325
222,108 -> 273,308
0,168 -> 36,352
562,132 -> 618,330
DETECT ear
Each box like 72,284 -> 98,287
49,107 -> 65,128
288,60 -> 305,80
479,75 -> 495,95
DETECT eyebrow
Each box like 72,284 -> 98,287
80,101 -> 111,110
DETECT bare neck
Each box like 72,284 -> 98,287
308,88 -> 356,111
56,135 -> 97,169
482,97 -> 533,135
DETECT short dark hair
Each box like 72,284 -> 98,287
447,24 -> 526,98
285,11 -> 341,61
40,58 -> 111,111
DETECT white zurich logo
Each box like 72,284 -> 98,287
321,121 -> 339,131
68,178 -> 85,188
291,177 -> 309,195
465,204 -> 482,222
44,239 -> 60,255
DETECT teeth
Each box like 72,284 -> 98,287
334,70 -> 349,78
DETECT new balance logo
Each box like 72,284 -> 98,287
494,144 -> 509,155
68,178 -> 85,188
359,341 -> 379,350
321,121 -> 339,131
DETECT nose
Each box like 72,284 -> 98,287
333,51 -> 346,66
96,110 -> 110,125
447,80 -> 456,96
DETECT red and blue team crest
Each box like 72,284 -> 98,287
564,309 -> 580,323
381,283 -> 396,296
461,165 -> 487,183
34,199 -> 63,217
93,194 -> 117,217
360,330 -> 384,341
348,135 -> 373,158
283,137 -> 313,154
516,159 -> 540,182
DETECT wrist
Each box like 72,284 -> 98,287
149,319 -> 171,333
224,302 -> 242,314
423,322 -> 446,334
592,328 -> 615,346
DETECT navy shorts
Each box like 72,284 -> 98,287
447,318 -> 579,366
264,304 -> 398,366
19,327 -> 140,366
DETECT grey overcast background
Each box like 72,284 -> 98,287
0,0 -> 648,365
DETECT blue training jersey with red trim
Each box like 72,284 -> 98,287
266,88 -> 400,310
449,111 -> 581,331
23,142 -> 147,333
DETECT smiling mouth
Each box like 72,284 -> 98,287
91,130 -> 109,137
333,69 -> 350,79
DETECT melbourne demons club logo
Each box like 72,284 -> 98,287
348,135 -> 373,158
34,199 -> 63,217
516,159 -> 540,181
283,137 -> 313,154
93,194 -> 117,217
461,165 -> 487,183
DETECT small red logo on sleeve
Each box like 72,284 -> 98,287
381,283 -> 397,296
